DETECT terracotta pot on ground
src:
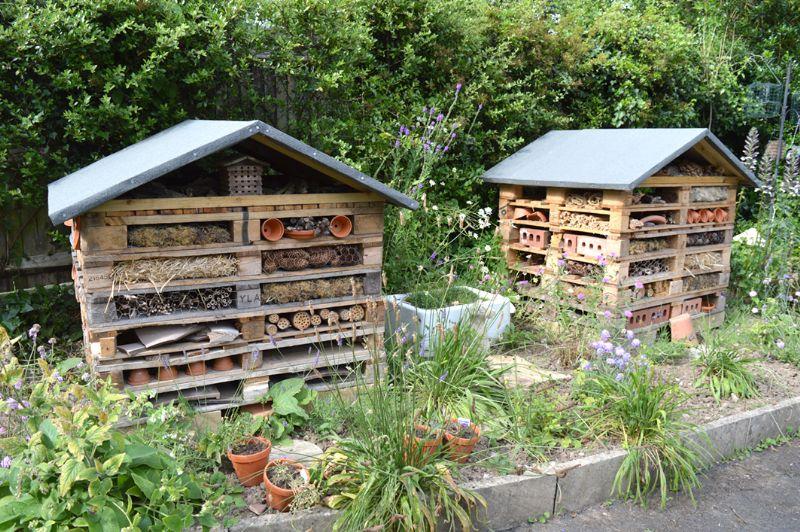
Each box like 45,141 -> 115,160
261,218 -> 284,241
670,313 -> 695,341
157,365 -> 178,382
329,215 -> 353,238
513,207 -> 532,220
527,211 -> 548,222
638,214 -> 668,226
407,424 -> 443,460
127,368 -> 151,386
228,437 -> 272,487
701,302 -> 716,313
285,229 -> 315,240
212,356 -> 235,371
713,208 -> 728,223
700,209 -> 714,223
263,458 -> 309,511
687,209 -> 701,224
186,360 -> 207,376
444,419 -> 481,463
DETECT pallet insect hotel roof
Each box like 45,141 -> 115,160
483,128 -> 757,338
49,119 -> 417,412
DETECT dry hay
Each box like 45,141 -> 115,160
114,287 -> 233,319
690,186 -> 729,203
565,191 -> 602,208
684,272 -> 720,291
261,276 -> 364,304
629,258 -> 670,277
632,280 -> 670,300
629,237 -> 670,255
559,211 -> 609,231
128,223 -> 231,248
262,245 -> 362,274
684,251 -> 723,272
565,260 -> 602,277
687,231 -> 725,247
111,255 -> 238,291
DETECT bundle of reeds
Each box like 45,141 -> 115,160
111,255 -> 238,291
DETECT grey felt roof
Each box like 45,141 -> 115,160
482,128 -> 760,190
48,119 -> 418,224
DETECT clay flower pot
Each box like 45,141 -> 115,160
701,302 -> 716,313
638,214 -> 668,226
329,215 -> 353,238
186,360 -> 207,376
513,207 -> 533,220
65,218 -> 81,250
157,365 -> 178,382
261,218 -> 284,241
713,208 -> 728,223
414,424 -> 443,457
285,229 -> 316,240
700,209 -> 714,223
212,356 -> 235,371
263,458 -> 309,511
228,437 -> 272,487
527,211 -> 548,222
687,209 -> 701,224
444,419 -> 480,463
127,368 -> 151,386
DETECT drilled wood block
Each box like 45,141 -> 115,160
238,316 -> 265,341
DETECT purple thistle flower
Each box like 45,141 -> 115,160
624,310 -> 633,318
0,456 -> 11,469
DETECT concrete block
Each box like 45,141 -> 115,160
462,473 -> 556,531
552,450 -> 627,514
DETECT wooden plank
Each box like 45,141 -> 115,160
353,213 -> 384,235
80,226 -> 127,251
92,193 -> 382,213
362,246 -> 383,266
115,204 -> 382,226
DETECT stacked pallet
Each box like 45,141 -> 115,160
499,179 -> 735,330
72,192 -> 387,406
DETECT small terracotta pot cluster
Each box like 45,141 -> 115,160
687,208 -> 727,224
125,356 -> 238,386
513,207 -> 548,222
407,419 -> 481,464
226,437 -> 310,512
260,215 -> 352,241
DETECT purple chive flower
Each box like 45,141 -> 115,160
22,400 -> 29,408
430,251 -> 437,261
6,398 -> 19,410
251,348 -> 260,362
776,340 -> 786,349
48,338 -> 56,346
53,371 -> 63,383
615,373 -> 624,381
600,329 -> 611,341
0,457 -> 11,469
337,335 -> 344,347
577,292 -> 586,301
582,361 -> 592,371
394,140 -> 400,148
37,345 -> 47,359
436,113 -> 444,122
631,339 -> 641,348
0,427 -> 5,436
312,348 -> 321,368
455,83 -> 462,93
477,103 -> 483,110
517,280 -> 530,286
443,146 -> 449,152
626,330 -> 635,340
269,333 -> 277,346
603,310 -> 613,319
634,280 -> 644,290
438,370 -> 448,382
28,324 -> 41,340
602,276 -> 611,283
13,381 -> 21,390
557,259 -> 566,268
624,310 -> 633,318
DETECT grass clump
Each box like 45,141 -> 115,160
580,364 -> 702,508
404,286 -> 479,309
693,338 -> 759,401
503,388 -> 583,460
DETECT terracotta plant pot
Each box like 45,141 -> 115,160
261,218 -> 284,241
285,229 -> 316,240
329,215 -> 353,238
186,360 -> 207,376
513,207 -> 532,220
263,458 -> 309,511
701,302 -> 716,313
65,218 -> 81,250
670,313 -> 695,341
444,419 -> 480,463
638,214 -> 668,226
687,209 -> 701,224
527,211 -> 548,222
157,365 -> 178,382
713,208 -> 728,223
228,437 -> 272,487
700,209 -> 714,223
212,356 -> 235,371
407,424 -> 443,459
127,368 -> 151,386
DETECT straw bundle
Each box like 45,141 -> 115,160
128,223 -> 231,248
112,255 -> 238,291
684,251 -> 723,272
261,276 -> 364,304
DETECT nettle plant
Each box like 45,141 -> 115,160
380,84 -> 504,295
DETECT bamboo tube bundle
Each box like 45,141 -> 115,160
277,317 -> 291,330
348,305 -> 365,322
310,314 -> 322,326
292,312 -> 312,331
266,323 -> 278,336
268,314 -> 280,323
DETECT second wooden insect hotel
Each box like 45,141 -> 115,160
48,120 -> 417,410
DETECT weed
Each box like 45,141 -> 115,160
692,337 -> 759,401
503,388 -> 583,461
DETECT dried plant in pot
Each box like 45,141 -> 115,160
228,436 -> 272,487
443,418 -> 480,463
263,458 -> 310,511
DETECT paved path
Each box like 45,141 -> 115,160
519,439 -> 800,532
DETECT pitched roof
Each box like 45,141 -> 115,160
48,119 -> 418,224
482,128 -> 760,190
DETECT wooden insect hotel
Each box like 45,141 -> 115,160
483,129 -> 760,334
48,120 -> 417,411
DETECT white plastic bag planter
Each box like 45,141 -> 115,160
385,287 -> 514,351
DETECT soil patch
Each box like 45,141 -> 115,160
231,439 -> 267,456
446,420 -> 477,439
267,463 -> 305,490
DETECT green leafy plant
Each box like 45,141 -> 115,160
579,365 -> 703,508
404,286 -> 479,309
503,388 -> 583,461
265,377 -> 317,444
693,340 -> 759,401
0,358 -> 236,529
314,381 -> 484,531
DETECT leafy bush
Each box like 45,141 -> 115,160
404,286 -> 479,309
502,388 -> 583,460
0,284 -> 81,347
